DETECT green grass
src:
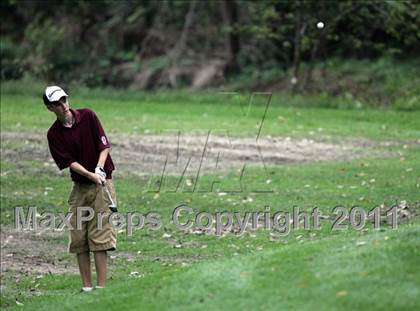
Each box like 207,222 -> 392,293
1,93 -> 420,140
1,89 -> 419,310
3,222 -> 420,310
2,149 -> 420,225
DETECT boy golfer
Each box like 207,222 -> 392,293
43,85 -> 117,292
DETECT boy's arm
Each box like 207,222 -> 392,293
96,147 -> 109,169
90,111 -> 111,179
70,162 -> 104,185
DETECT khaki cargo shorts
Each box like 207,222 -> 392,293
67,179 -> 117,254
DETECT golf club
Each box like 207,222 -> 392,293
103,183 -> 118,213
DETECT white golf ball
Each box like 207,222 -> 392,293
317,22 -> 324,29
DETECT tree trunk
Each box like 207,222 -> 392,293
171,0 -> 196,62
220,0 -> 240,74
292,0 -> 305,92
162,0 -> 197,88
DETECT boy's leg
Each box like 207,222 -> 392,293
68,183 -> 96,289
94,251 -> 108,287
77,252 -> 92,287
88,180 -> 117,288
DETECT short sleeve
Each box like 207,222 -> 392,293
90,111 -> 110,152
47,132 -> 76,170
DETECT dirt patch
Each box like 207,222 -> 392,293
0,227 -> 148,279
0,227 -> 77,276
0,226 -> 209,281
1,131 -> 391,177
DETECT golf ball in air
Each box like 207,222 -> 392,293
317,22 -> 324,29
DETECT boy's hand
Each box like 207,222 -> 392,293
90,172 -> 105,185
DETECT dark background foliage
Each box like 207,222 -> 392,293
1,0 -> 419,93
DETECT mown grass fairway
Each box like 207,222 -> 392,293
2,92 -> 420,140
1,89 -> 419,310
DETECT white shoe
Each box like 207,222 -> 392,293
80,287 -> 93,292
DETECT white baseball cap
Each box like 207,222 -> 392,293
44,86 -> 68,103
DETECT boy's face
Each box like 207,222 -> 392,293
47,96 -> 70,117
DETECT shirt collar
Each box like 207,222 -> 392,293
72,109 -> 81,125
57,109 -> 80,129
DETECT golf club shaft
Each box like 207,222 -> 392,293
103,183 -> 116,208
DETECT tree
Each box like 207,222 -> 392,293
220,0 -> 240,74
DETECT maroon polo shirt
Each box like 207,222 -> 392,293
47,108 -> 114,184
